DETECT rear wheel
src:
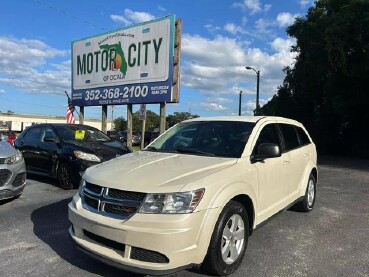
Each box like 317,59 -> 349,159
202,201 -> 249,276
57,162 -> 75,190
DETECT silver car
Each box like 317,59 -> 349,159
0,141 -> 26,200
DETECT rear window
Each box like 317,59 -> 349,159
296,127 -> 311,146
279,124 -> 300,151
24,127 -> 42,141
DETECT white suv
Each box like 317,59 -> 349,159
68,116 -> 317,276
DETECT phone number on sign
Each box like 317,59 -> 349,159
85,86 -> 149,101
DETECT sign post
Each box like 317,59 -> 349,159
140,104 -> 146,149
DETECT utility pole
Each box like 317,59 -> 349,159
238,91 -> 242,116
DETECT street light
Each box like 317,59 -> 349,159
245,66 -> 260,114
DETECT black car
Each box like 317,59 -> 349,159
14,124 -> 132,189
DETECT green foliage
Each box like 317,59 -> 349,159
113,116 -> 127,131
132,110 -> 160,132
166,112 -> 199,128
260,0 -> 369,157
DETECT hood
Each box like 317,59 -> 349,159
65,140 -> 131,161
84,151 -> 237,193
0,141 -> 16,158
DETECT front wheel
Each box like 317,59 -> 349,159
294,173 -> 316,212
57,162 -> 76,190
202,201 -> 249,276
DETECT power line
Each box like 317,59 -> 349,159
33,0 -> 106,31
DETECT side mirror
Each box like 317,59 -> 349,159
251,143 -> 281,163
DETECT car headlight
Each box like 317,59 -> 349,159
74,150 -> 100,162
5,150 -> 23,164
139,189 -> 205,214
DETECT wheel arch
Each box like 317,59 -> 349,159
231,194 -> 255,235
311,167 -> 318,184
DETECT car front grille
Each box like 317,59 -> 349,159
81,182 -> 146,219
83,230 -> 125,252
12,173 -> 26,187
0,169 -> 11,187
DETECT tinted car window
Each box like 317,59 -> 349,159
253,124 -> 281,155
42,127 -> 57,141
279,124 -> 300,151
296,127 -> 311,146
24,127 -> 42,141
147,121 -> 256,158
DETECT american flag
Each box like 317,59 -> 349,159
66,99 -> 76,124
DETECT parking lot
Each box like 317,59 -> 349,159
1,157 -> 368,277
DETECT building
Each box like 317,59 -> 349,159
0,112 -> 111,132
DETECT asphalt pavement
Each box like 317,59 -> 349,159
0,157 -> 368,277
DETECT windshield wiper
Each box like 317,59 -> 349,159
176,147 -> 215,156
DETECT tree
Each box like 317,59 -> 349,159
166,112 -> 199,128
132,110 -> 160,132
260,0 -> 369,157
113,116 -> 127,131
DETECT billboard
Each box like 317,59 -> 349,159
72,15 -> 176,106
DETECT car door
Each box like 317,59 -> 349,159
19,126 -> 43,171
37,126 -> 59,175
279,124 -> 312,200
252,123 -> 291,223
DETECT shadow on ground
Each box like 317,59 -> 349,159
26,172 -> 60,188
30,198 -> 141,276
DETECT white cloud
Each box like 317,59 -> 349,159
110,9 -> 155,26
299,0 -> 313,8
276,12 -> 300,27
204,24 -> 222,34
157,5 -> 166,12
270,37 -> 296,53
224,23 -> 246,35
264,4 -> 272,12
0,89 -> 5,94
199,102 -> 228,112
181,34 -> 297,101
110,14 -> 131,25
244,0 -> 262,14
0,37 -> 69,95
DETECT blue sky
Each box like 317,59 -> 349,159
0,0 -> 313,120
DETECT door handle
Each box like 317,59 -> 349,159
282,160 -> 290,165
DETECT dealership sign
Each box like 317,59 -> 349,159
72,15 -> 175,106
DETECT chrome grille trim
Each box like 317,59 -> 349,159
81,183 -> 146,220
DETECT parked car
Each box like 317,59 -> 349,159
119,131 -> 141,146
69,116 -> 317,275
14,124 -> 132,189
107,130 -> 126,143
0,141 -> 26,201
144,131 -> 160,146
6,131 -> 17,145
0,131 -> 8,142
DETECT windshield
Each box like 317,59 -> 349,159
145,121 -> 255,158
57,125 -> 111,143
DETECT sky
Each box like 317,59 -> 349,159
0,0 -> 314,120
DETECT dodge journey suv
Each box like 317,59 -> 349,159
68,116 -> 317,275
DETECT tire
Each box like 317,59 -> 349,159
57,162 -> 75,190
294,173 -> 316,212
202,200 -> 249,276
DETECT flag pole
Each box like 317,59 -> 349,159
64,91 -> 80,117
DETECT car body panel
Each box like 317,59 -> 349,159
69,116 -> 318,273
0,141 -> 26,200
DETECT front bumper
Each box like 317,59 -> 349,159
0,160 -> 26,200
68,193 -> 220,273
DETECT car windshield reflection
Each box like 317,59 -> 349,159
145,121 -> 256,158
57,125 -> 111,143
